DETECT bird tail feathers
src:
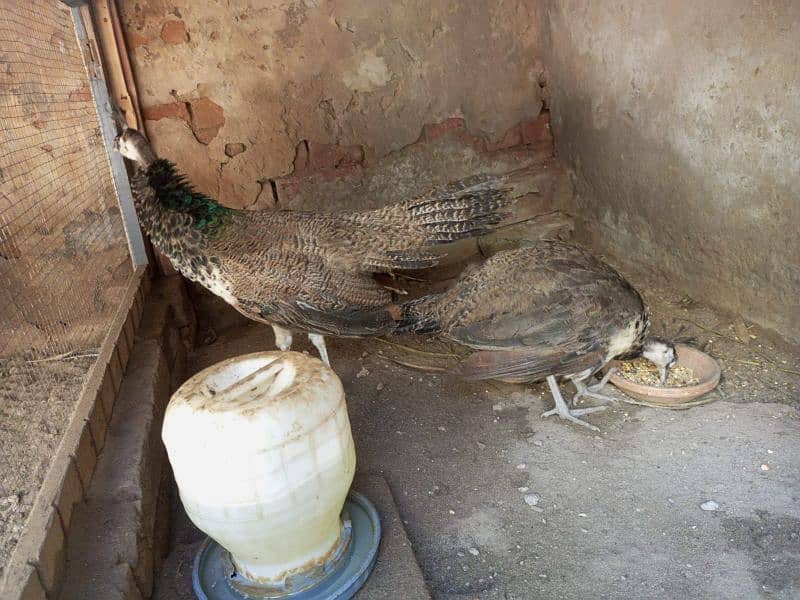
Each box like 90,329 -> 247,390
379,167 -> 539,245
393,294 -> 442,334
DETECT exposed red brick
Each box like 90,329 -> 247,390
458,131 -> 489,153
143,102 -> 190,123
224,142 -> 246,157
413,113 -> 553,156
419,117 -> 466,143
308,142 -> 364,170
520,111 -> 553,152
188,98 -> 225,144
126,30 -> 148,50
160,19 -> 189,44
486,124 -> 523,152
68,86 -> 92,103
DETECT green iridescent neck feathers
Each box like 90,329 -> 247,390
146,159 -> 232,235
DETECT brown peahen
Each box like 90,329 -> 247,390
114,126 -> 534,364
399,240 -> 676,430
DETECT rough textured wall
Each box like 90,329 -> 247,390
544,1 -> 800,341
119,0 -> 546,209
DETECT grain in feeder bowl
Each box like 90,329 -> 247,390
606,344 -> 721,408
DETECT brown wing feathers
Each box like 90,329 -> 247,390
393,240 -> 646,383
455,345 -> 605,383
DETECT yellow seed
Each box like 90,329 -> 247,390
618,358 -> 699,387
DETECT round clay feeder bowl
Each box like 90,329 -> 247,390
607,344 -> 721,407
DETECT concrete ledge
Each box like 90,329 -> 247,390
0,268 -> 149,600
59,276 -> 194,600
354,473 -> 431,600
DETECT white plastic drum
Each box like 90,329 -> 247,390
162,351 -> 356,584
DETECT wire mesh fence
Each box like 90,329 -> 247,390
0,0 -> 135,576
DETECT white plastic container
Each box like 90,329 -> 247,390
162,351 -> 356,584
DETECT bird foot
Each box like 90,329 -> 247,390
572,368 -> 618,406
573,389 -> 618,406
541,375 -> 606,432
540,405 -> 605,431
580,390 -> 618,404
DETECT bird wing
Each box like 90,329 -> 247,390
448,289 -> 604,349
219,243 -> 400,337
202,169 -> 528,337
437,242 -> 632,380
448,291 -> 608,381
455,344 -> 605,383
241,295 -> 401,337
441,242 -> 626,348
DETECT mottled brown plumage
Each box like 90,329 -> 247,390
399,240 -> 675,429
115,128 -> 532,361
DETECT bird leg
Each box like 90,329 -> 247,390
588,367 -> 617,393
272,325 -> 293,352
572,368 -> 618,406
308,333 -> 330,366
541,375 -> 605,431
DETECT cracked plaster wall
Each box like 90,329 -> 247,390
544,0 -> 800,341
120,0 -> 799,342
120,0 -> 546,210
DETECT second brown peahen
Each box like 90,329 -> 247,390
398,240 -> 677,430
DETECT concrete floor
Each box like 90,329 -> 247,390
156,265 -> 800,600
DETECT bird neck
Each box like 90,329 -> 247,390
129,162 -> 220,284
615,307 -> 652,361
144,159 -> 232,236
134,145 -> 158,169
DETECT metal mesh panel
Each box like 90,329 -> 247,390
0,0 -> 134,573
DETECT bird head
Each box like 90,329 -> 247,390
640,337 -> 678,385
113,127 -> 156,168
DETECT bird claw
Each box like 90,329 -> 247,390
540,405 -> 605,431
572,368 -> 618,406
575,390 -> 618,405
543,375 -> 604,431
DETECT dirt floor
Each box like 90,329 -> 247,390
160,263 -> 800,599
0,354 -> 97,579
